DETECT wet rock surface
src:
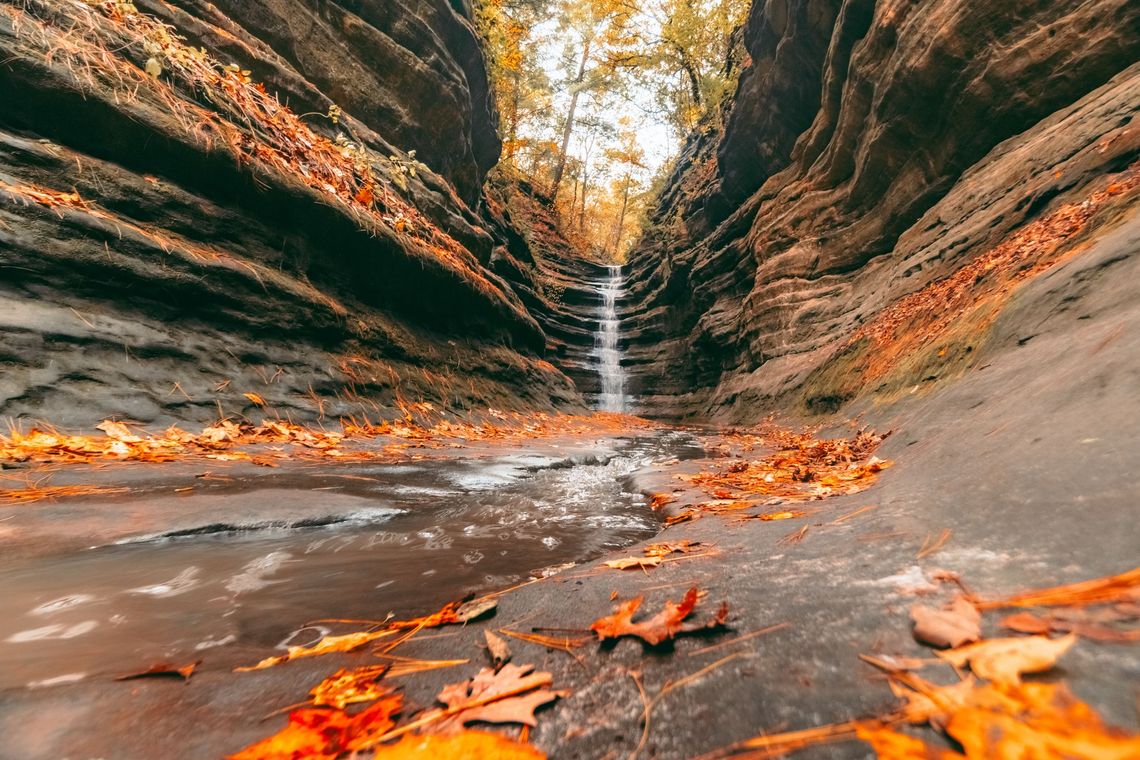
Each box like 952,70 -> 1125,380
2,346 -> 1138,757
621,0 -> 1140,420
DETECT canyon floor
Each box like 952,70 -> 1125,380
1,241 -> 1138,758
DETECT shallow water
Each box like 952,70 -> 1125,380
0,433 -> 698,689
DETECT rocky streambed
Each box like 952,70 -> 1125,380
0,432 -> 708,694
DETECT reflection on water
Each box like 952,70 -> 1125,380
0,435 -> 695,689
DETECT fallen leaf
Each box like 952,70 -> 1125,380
371,730 -> 544,758
590,587 -> 729,646
888,675 -> 977,727
455,598 -> 498,623
756,510 -> 802,521
436,663 -> 566,731
484,630 -> 511,671
115,659 -> 201,682
1000,611 -> 1053,635
603,556 -> 662,571
643,540 -> 701,558
911,596 -> 981,648
938,634 -> 1076,685
95,419 -> 142,443
243,393 -> 267,407
309,666 -> 392,710
945,681 -> 1140,759
229,695 -> 403,759
236,629 -> 397,671
664,510 -> 698,526
388,599 -> 496,632
1001,611 -> 1140,643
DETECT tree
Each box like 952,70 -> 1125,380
476,0 -> 553,165
548,0 -> 636,202
636,0 -> 749,134
602,125 -> 647,258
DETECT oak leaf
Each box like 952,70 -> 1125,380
937,634 -> 1076,685
371,730 -> 544,758
436,663 -> 566,730
590,587 -> 729,645
911,596 -> 981,648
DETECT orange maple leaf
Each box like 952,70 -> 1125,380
229,694 -> 403,759
590,587 -> 728,645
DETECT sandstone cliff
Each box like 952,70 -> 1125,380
0,0 -> 590,427
622,0 -> 1140,419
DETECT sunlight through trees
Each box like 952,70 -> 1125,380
476,0 -> 749,260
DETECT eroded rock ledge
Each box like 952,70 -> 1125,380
0,0 -> 598,427
622,0 -> 1140,419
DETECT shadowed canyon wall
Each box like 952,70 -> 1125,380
622,0 -> 1140,419
0,0 -> 603,427
4,0 -> 1139,428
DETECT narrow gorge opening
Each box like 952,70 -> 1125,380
1,0 -> 1138,758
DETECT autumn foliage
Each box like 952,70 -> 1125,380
847,164 -> 1140,385
5,0 -> 517,305
0,410 -> 655,470
591,587 -> 728,645
685,427 -> 891,505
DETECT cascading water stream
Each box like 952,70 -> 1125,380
595,264 -> 628,412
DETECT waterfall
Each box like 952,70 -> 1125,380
595,264 -> 627,412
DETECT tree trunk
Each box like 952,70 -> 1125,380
579,171 -> 588,232
505,70 -> 520,162
611,172 -> 632,258
550,36 -> 592,202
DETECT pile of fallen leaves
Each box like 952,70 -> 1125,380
849,164 -> 1140,384
0,410 -> 654,471
710,566 -> 1140,759
684,427 -> 891,506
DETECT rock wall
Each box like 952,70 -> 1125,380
622,0 -> 1140,419
0,0 -> 589,427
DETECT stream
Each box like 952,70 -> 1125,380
0,432 -> 700,690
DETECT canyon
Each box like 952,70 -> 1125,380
1,1 -> 1139,758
